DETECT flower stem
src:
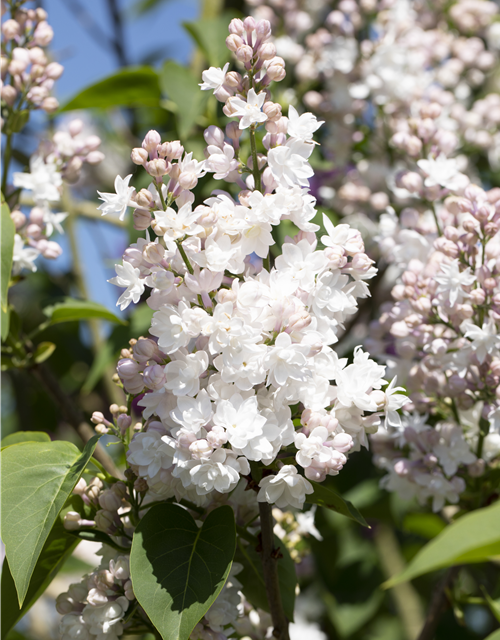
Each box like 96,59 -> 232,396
250,125 -> 262,193
258,501 -> 290,640
176,239 -> 194,275
1,132 -> 13,198
416,566 -> 459,640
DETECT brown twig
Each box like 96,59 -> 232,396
258,502 -> 290,640
416,566 -> 460,640
31,363 -> 122,478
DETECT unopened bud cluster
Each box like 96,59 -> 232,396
1,1 -> 60,117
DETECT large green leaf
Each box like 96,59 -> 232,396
385,501 -> 500,588
236,535 -> 296,622
159,61 -> 208,138
306,481 -> 369,527
44,298 -> 126,325
59,67 -> 161,111
183,13 -> 234,68
1,201 -> 15,313
1,436 -> 100,605
130,503 -> 236,640
485,631 -> 500,640
1,431 -> 51,449
1,516 -> 78,639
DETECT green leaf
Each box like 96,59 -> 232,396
403,513 -> 446,539
485,630 -> 500,640
1,202 -> 15,313
384,501 -> 500,588
306,481 -> 369,527
1,431 -> 51,449
159,61 -> 208,138
236,535 -> 296,622
44,298 -> 126,325
1,516 -> 78,639
183,13 -> 234,68
1,436 -> 100,605
59,67 -> 161,111
130,503 -> 236,640
325,590 -> 383,638
33,341 -> 56,363
481,587 -> 500,624
1,305 -> 10,341
68,529 -> 129,553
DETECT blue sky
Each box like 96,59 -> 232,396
41,0 -> 198,317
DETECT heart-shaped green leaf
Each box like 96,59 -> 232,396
1,431 -> 51,449
1,436 -> 100,605
130,503 -> 236,640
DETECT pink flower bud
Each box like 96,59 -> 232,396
236,45 -> 254,63
29,208 -> 44,225
204,125 -> 225,148
243,16 -> 257,32
41,96 -> 59,113
63,511 -> 82,531
146,158 -> 169,177
143,242 -> 165,264
11,210 -> 26,229
131,147 -> 148,165
225,121 -> 242,140
37,239 -> 62,259
266,57 -> 286,81
69,119 -> 84,136
142,129 -> 161,154
224,71 -> 241,88
178,171 -> 198,190
45,61 -> 64,79
262,101 -> 281,121
332,432 -> 353,453
2,19 -> 20,39
132,209 -> 151,231
117,358 -> 143,380
169,140 -> 184,159
1,84 -> 17,107
256,19 -> 272,39
143,364 -> 166,390
226,34 -> 244,52
95,510 -> 117,534
258,42 -> 276,60
228,18 -> 245,36
98,490 -> 122,511
33,21 -> 54,46
469,288 -> 486,305
86,151 -> 105,165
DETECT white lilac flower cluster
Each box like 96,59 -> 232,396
1,1 -> 61,114
9,119 -> 103,274
368,183 -> 500,510
56,551 -> 133,640
101,16 -> 405,513
246,0 -> 500,233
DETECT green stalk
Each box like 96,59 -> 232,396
250,125 -> 262,193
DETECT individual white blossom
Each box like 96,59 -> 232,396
97,174 -> 135,221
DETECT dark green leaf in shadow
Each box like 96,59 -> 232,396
306,481 -> 369,527
130,503 -> 236,640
